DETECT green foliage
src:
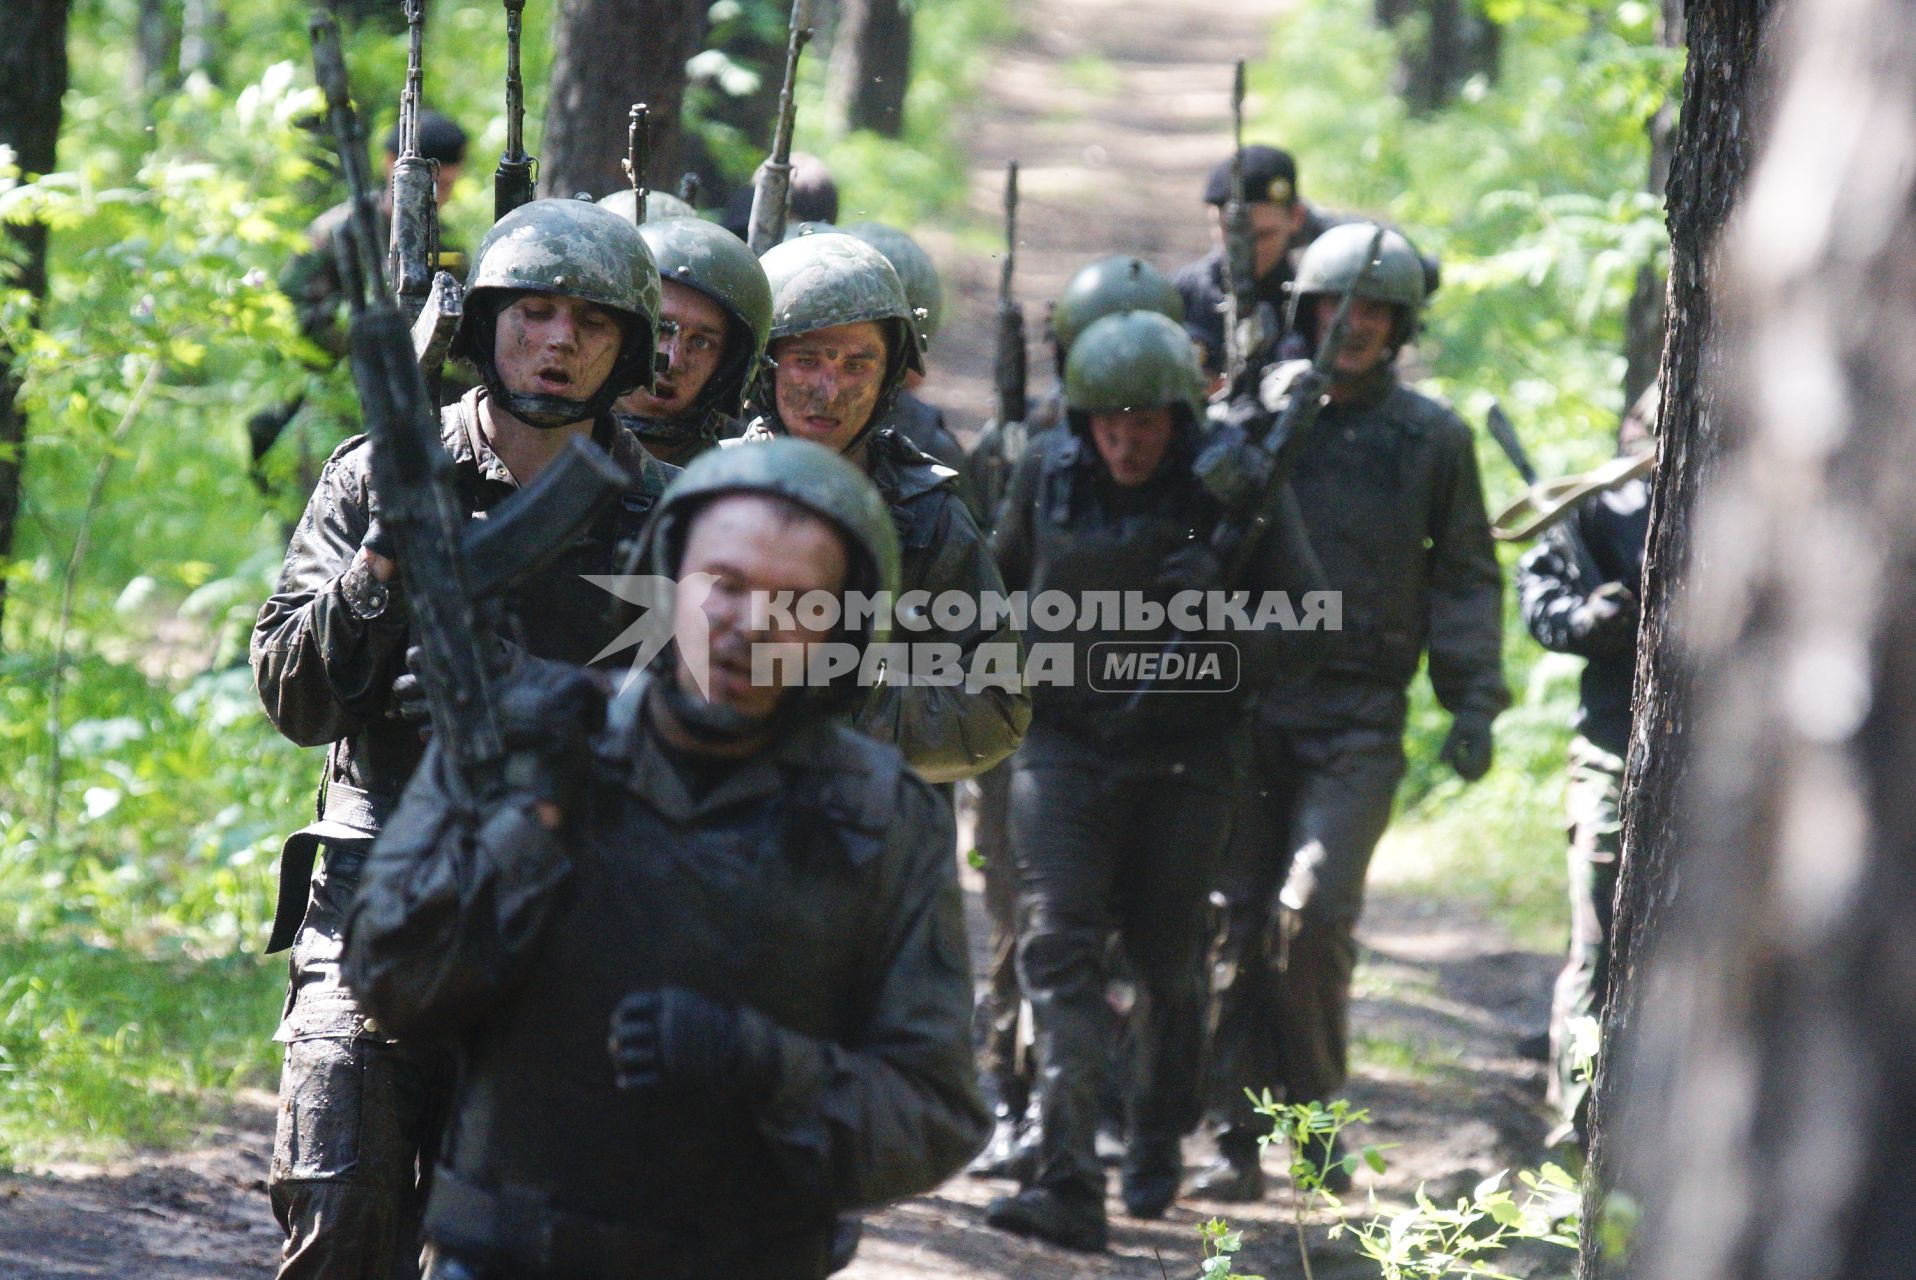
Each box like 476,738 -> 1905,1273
1199,1217 -> 1265,1280
1331,1165 -> 1580,1279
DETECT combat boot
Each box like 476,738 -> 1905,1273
1120,1139 -> 1182,1219
984,1186 -> 1108,1253
1190,1149 -> 1266,1202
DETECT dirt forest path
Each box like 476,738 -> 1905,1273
0,0 -> 1570,1275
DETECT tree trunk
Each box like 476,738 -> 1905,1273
1607,1 -> 1916,1275
1578,0 -> 1779,1272
827,0 -> 912,137
1374,0 -> 1500,114
540,0 -> 703,200
0,0 -> 71,646
1619,0 -> 1683,415
130,0 -> 177,101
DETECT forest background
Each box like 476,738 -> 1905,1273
0,0 -> 1677,1166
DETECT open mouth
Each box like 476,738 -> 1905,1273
532,366 -> 574,392
801,415 -> 839,435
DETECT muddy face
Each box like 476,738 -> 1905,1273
493,292 -> 624,403
769,321 -> 889,454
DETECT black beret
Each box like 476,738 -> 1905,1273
1202,145 -> 1299,207
384,110 -> 469,165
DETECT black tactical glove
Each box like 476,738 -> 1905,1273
1568,581 -> 1639,656
608,987 -> 770,1094
1156,539 -> 1225,596
1440,711 -> 1495,783
392,641 -> 590,735
496,659 -> 606,811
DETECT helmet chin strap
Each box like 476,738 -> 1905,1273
492,385 -> 600,430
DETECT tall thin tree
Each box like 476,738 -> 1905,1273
0,0 -> 72,644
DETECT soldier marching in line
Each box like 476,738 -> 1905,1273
1196,224 -> 1508,1201
740,231 -> 1030,782
251,197 -> 676,1279
344,440 -> 991,1280
984,308 -> 1331,1249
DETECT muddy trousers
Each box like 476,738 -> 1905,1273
270,847 -> 455,1280
1547,735 -> 1623,1139
1206,725 -> 1405,1157
972,758 -> 1028,1109
1011,755 -> 1235,1204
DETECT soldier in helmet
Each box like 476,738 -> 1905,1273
982,310 -> 1329,1249
962,254 -> 1189,1181
343,439 -> 990,1279
841,221 -> 973,505
1194,223 -> 1507,1201
743,231 -> 1029,782
592,212 -> 771,468
251,196 -> 676,1279
595,187 -> 699,224
967,255 -> 1189,528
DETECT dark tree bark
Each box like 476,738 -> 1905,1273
1606,1 -> 1916,1276
1619,0 -> 1683,414
1373,0 -> 1500,114
826,0 -> 912,137
1578,0 -> 1780,1273
540,0 -> 704,200
0,0 -> 71,645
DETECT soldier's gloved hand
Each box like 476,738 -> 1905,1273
1569,582 -> 1639,655
608,987 -> 771,1094
496,659 -> 607,817
390,639 -> 551,734
1156,540 -> 1225,596
1440,711 -> 1495,783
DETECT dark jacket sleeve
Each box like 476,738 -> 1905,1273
341,745 -> 573,1040
854,495 -> 1030,782
1424,422 -> 1511,719
734,772 -> 990,1209
1515,519 -> 1601,657
1235,481 -> 1334,687
250,442 -> 410,747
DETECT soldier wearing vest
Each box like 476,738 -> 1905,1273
251,198 -> 672,1279
984,310 -> 1329,1249
343,440 -> 990,1280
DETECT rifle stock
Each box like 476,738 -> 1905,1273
747,0 -> 814,254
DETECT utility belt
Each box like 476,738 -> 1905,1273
426,1166 -> 831,1280
266,780 -> 398,954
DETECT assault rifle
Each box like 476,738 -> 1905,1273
388,0 -> 437,325
1219,61 -> 1262,389
746,0 -> 814,254
310,13 -> 627,805
622,103 -> 650,225
493,0 -> 536,222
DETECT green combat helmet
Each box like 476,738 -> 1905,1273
1287,221 -> 1427,349
596,188 -> 700,224
638,437 -> 903,723
638,216 -> 774,424
1051,256 -> 1186,361
1064,309 -> 1207,423
843,221 -> 944,351
756,232 -> 925,446
450,196 -> 662,427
